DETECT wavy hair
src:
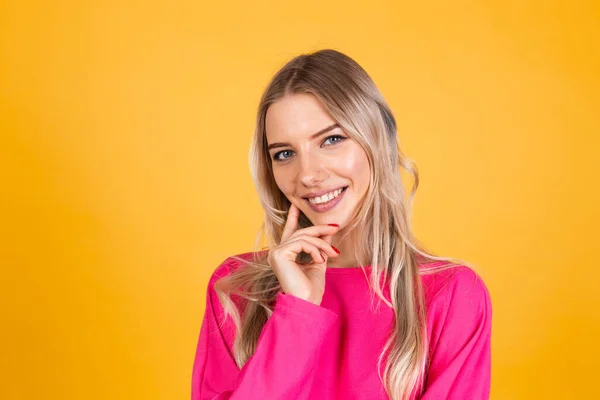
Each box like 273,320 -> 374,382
213,49 -> 477,400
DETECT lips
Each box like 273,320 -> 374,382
302,186 -> 348,200
304,186 -> 348,213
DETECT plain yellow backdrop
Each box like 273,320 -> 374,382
1,0 -> 598,399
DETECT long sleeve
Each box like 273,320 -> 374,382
191,263 -> 340,400
421,267 -> 493,399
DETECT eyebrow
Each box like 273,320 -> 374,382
267,123 -> 340,151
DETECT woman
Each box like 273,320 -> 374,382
191,49 -> 492,400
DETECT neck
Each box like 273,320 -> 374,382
327,230 -> 362,268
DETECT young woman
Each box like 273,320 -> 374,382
191,49 -> 492,400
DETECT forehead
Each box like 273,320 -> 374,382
265,93 -> 336,141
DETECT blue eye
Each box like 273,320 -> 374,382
323,135 -> 345,145
272,135 -> 348,162
273,150 -> 294,161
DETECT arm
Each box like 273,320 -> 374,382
191,260 -> 339,400
421,267 -> 493,399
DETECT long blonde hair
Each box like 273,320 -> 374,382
213,49 -> 476,399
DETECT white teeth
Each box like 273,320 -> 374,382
308,188 -> 344,205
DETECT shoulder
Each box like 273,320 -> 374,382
203,251 -> 264,317
209,250 -> 268,285
420,263 -> 490,303
420,264 -> 492,327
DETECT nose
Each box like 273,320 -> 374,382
298,149 -> 328,186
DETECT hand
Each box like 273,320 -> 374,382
267,203 -> 340,305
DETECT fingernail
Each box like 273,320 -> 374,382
332,246 -> 340,254
328,224 -> 339,227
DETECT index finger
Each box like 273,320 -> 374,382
281,202 -> 300,242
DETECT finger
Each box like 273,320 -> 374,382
289,235 -> 339,258
319,229 -> 338,263
295,240 -> 325,264
288,224 -> 339,242
281,203 -> 300,243
321,232 -> 333,245
279,239 -> 324,265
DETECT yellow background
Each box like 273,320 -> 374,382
1,1 -> 598,399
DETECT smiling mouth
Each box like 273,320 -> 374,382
303,186 -> 348,206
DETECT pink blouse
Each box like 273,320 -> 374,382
191,252 -> 492,399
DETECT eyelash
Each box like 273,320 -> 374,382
272,135 -> 348,162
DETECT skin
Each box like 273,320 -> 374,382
265,93 -> 371,268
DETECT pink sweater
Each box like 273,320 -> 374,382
191,252 -> 492,399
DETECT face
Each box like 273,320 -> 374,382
265,93 -> 371,228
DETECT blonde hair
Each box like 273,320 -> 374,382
213,49 -> 477,399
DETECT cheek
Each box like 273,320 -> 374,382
339,148 -> 370,188
272,169 -> 293,195
357,153 -> 371,188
